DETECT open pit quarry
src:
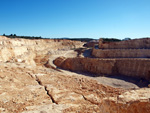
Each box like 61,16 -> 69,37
0,36 -> 150,113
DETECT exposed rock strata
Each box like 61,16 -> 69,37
99,38 -> 150,49
0,36 -> 83,65
54,57 -> 150,81
92,48 -> 150,58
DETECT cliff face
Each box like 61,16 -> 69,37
0,36 -> 83,65
92,48 -> 150,58
54,57 -> 150,81
99,38 -> 150,49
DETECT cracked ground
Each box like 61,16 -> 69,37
0,62 -> 125,113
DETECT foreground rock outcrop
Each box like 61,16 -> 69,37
0,62 -> 150,113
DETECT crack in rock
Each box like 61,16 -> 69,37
28,73 -> 57,104
44,86 -> 58,104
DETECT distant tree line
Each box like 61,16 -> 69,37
2,34 -> 43,39
1,33 -> 123,42
57,38 -> 95,42
102,38 -> 121,42
1,34 -> 96,41
53,38 -> 122,42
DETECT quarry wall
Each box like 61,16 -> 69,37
0,36 -> 83,65
54,57 -> 150,80
99,38 -> 150,49
92,48 -> 150,58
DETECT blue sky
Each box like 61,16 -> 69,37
0,0 -> 150,39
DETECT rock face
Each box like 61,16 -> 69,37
92,48 -> 150,58
0,36 -> 83,66
54,57 -> 150,81
99,38 -> 150,49
101,88 -> 150,113
0,36 -> 150,112
92,38 -> 150,58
